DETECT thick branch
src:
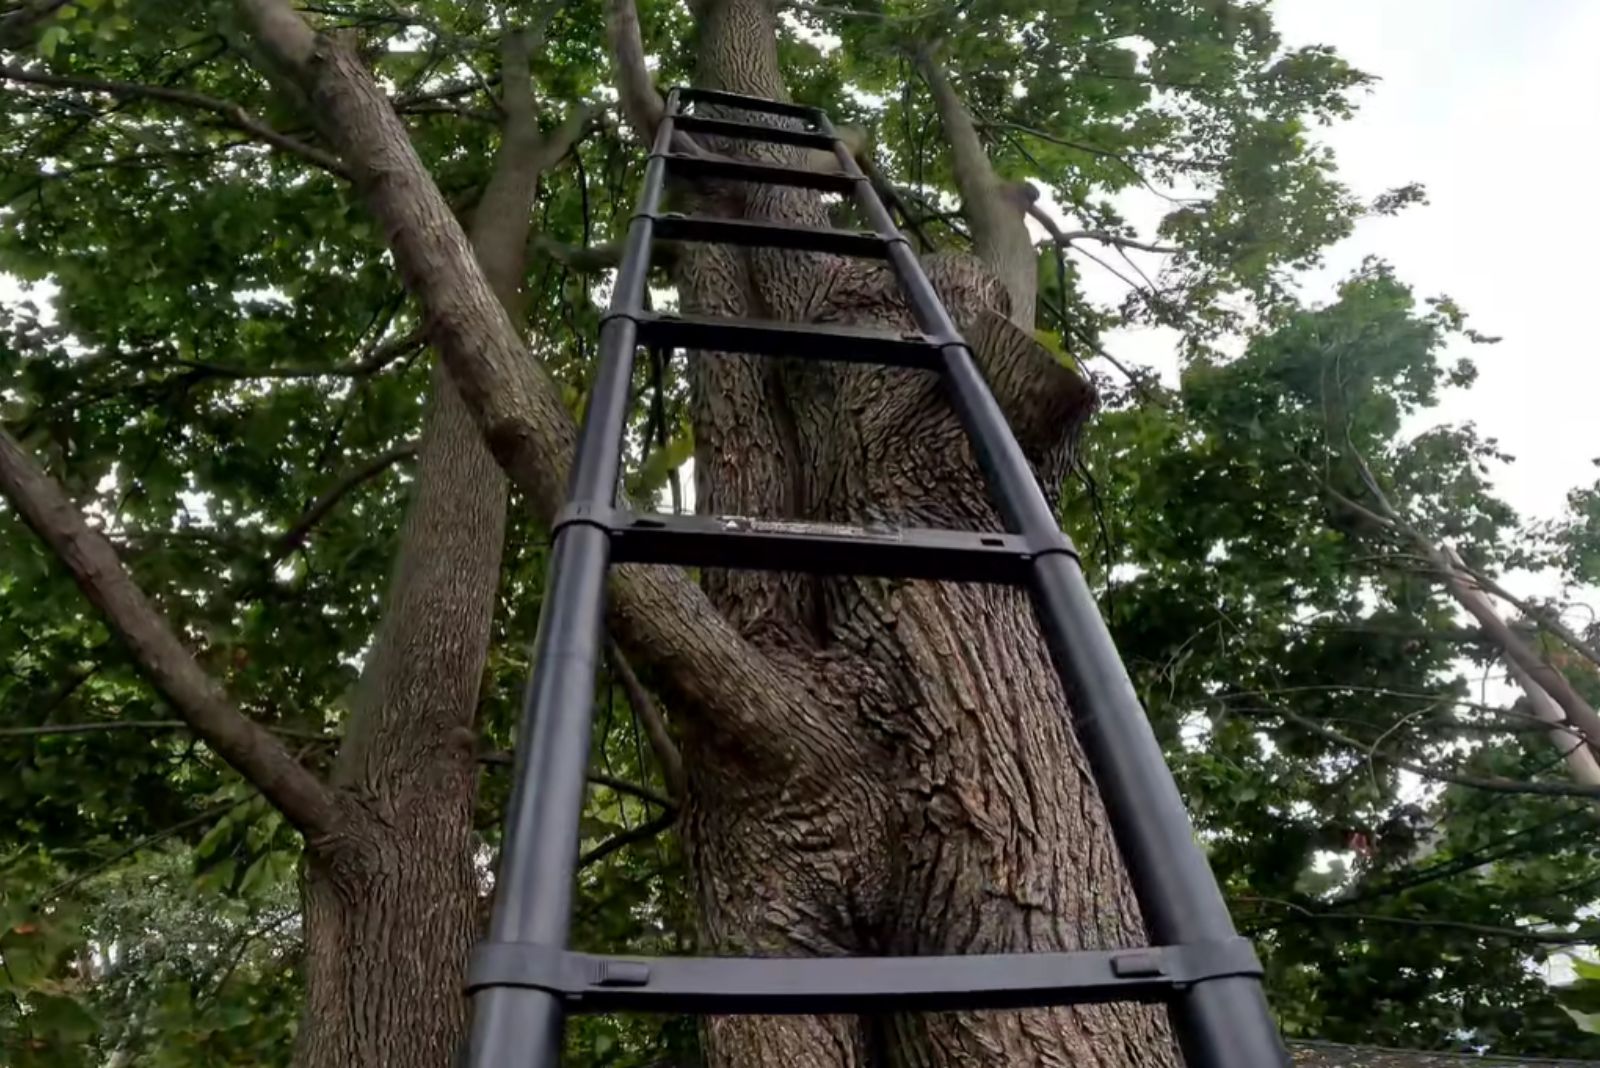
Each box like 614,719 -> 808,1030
603,0 -> 664,140
0,63 -> 350,179
1440,545 -> 1600,791
530,233 -> 622,272
1322,467 -> 1600,752
0,431 -> 340,836
268,441 -> 418,564
234,0 -> 811,760
913,45 -> 1037,324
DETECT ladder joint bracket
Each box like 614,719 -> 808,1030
552,502 -> 620,538
597,308 -> 652,329
1025,529 -> 1081,565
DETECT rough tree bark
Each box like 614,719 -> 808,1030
661,1 -> 1164,1065
233,0 -> 1163,1063
260,25 -> 590,1068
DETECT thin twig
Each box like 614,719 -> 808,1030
608,637 -> 686,798
1266,705 -> 1600,799
579,809 -> 676,868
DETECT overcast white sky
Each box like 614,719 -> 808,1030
1097,0 -> 1600,532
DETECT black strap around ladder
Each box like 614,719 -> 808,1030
465,87 -> 1289,1068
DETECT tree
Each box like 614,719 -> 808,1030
1064,263 -> 1600,1055
2,1 -> 1574,1066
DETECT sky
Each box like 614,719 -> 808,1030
1095,0 -> 1600,534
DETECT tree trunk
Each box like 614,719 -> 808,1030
293,366 -> 503,1068
291,29 -> 552,1067
675,1 -> 1172,1064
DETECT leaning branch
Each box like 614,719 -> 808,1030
603,0 -> 664,140
0,430 -> 342,837
0,63 -> 350,179
1320,461 -> 1600,753
232,0 -> 814,761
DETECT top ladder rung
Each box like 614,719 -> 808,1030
673,113 -> 837,151
677,87 -> 821,123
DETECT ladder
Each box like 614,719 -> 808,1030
466,87 -> 1288,1068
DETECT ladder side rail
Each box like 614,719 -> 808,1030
819,117 -> 1289,1068
467,91 -> 681,1068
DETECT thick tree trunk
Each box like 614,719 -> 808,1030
676,1 -> 1171,1065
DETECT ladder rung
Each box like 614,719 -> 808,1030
661,151 -> 858,194
634,312 -> 937,368
599,510 -> 1033,584
677,86 -> 821,122
673,113 -> 836,150
466,938 -> 1264,1015
652,214 -> 890,258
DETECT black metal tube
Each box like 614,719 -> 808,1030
468,97 -> 679,1068
1028,555 -> 1286,1067
467,525 -> 612,1067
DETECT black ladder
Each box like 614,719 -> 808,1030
466,87 -> 1288,1068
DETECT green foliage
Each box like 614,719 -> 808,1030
3,0 -> 1595,1064
1062,262 -> 1598,1056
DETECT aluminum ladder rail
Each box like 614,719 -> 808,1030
466,86 -> 1289,1068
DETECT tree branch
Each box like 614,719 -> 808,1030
1265,703 -> 1600,799
0,719 -> 194,737
233,0 -> 814,764
478,753 -> 676,810
530,233 -> 623,272
0,429 -> 343,837
579,809 -> 676,868
175,325 -> 425,381
0,63 -> 351,179
913,43 -> 1037,324
38,800 -> 244,905
1025,203 -> 1177,254
1238,895 -> 1600,946
608,637 -> 686,799
267,441 -> 418,564
1318,457 -> 1600,753
604,0 -> 664,140
1456,562 -> 1600,672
